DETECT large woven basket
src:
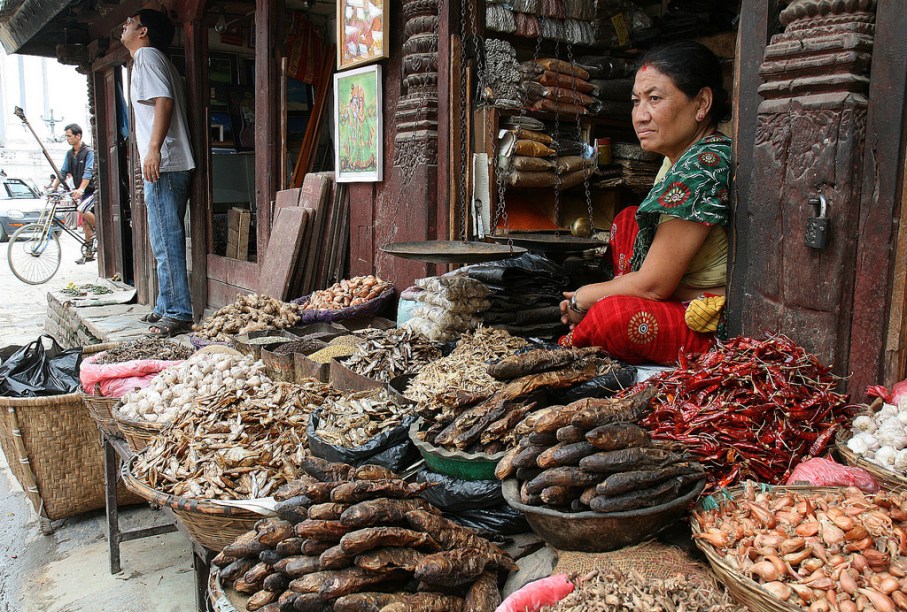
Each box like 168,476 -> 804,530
691,484 -> 843,612
113,402 -> 166,453
835,398 -> 907,491
122,457 -> 261,552
79,341 -> 124,437
0,387 -> 105,528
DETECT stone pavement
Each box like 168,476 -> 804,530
0,234 -> 194,612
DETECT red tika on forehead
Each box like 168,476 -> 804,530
640,64 -> 648,71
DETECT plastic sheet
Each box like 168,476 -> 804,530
306,411 -> 418,472
786,456 -> 880,493
80,353 -> 186,398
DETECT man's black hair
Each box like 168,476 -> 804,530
133,8 -> 176,54
64,123 -> 82,136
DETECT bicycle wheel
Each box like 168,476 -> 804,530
8,223 -> 62,284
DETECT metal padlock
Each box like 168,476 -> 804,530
805,195 -> 830,249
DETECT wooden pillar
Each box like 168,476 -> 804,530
91,67 -> 124,279
182,11 -> 209,320
733,0 -> 879,391
255,0 -> 284,257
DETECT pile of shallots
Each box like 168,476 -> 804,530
694,483 -> 907,611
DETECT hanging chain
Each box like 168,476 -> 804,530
567,41 -> 595,232
456,0 -> 471,242
376,0 -> 445,279
551,35 -> 562,236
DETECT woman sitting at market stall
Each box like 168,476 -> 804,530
560,41 -> 731,364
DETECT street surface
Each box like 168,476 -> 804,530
0,233 -> 194,611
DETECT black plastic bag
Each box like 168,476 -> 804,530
0,335 -> 82,398
415,469 -> 504,512
552,365 -> 638,404
445,504 -> 529,535
306,411 -> 418,472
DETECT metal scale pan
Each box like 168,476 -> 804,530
489,231 -> 607,253
381,240 -> 527,264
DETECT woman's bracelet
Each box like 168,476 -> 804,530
568,294 -> 588,315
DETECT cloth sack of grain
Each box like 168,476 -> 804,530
538,70 -> 598,94
531,58 -> 590,81
486,4 -> 516,33
402,316 -> 458,343
417,292 -> 491,314
415,275 -> 490,301
513,139 -> 556,157
513,156 -> 556,172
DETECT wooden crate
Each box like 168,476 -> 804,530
226,207 -> 251,261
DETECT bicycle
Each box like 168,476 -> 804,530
7,191 -> 96,285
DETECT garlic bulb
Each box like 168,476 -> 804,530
852,415 -> 877,434
848,435 -> 872,456
875,445 -> 897,467
896,449 -> 907,471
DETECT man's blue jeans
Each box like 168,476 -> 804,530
145,170 -> 193,322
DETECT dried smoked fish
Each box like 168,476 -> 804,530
220,557 -> 255,582
515,467 -> 543,481
556,425 -> 586,444
354,547 -> 425,573
274,555 -> 320,578
540,486 -> 579,506
494,447 -> 519,480
569,386 -> 656,430
487,347 -> 600,380
511,444 -> 548,469
340,497 -> 435,528
596,464 -> 704,497
352,465 -> 397,481
414,548 -> 493,586
465,571 -> 501,612
481,402 -> 537,444
319,567 -> 408,599
303,481 -> 344,503
275,496 -> 310,523
589,476 -> 683,513
259,549 -> 283,566
274,476 -> 320,501
275,537 -> 304,556
525,467 -> 600,494
521,481 -> 542,505
257,518 -> 294,547
299,456 -> 355,482
585,422 -> 651,451
262,573 -> 290,593
300,539 -> 333,556
294,519 -> 350,542
339,527 -> 442,556
579,446 -> 683,474
404,510 -> 508,557
211,551 -> 236,568
223,530 -> 269,558
319,544 -> 355,570
536,442 -> 595,468
330,480 -> 434,504
247,590 -> 277,610
333,592 -> 464,612
533,405 -> 585,434
307,503 -> 348,521
244,562 -> 273,585
527,431 -> 558,446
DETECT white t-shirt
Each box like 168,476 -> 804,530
130,47 -> 195,172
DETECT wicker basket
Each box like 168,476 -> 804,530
691,484 -> 844,612
208,568 -> 248,611
0,391 -> 105,528
834,397 -> 907,491
113,402 -> 166,452
122,457 -> 260,552
78,343 -> 123,437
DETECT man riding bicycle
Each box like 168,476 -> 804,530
50,123 -> 97,264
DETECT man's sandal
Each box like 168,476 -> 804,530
146,318 -> 192,338
140,312 -> 163,323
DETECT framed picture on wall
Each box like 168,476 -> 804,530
337,0 -> 386,71
334,65 -> 382,182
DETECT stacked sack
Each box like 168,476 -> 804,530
520,58 -> 602,116
580,54 -> 636,118
487,0 -> 597,46
464,253 -> 569,339
402,276 -> 491,343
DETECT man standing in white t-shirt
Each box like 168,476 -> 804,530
121,8 -> 196,337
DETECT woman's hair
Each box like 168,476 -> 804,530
133,9 -> 175,54
638,41 -> 731,124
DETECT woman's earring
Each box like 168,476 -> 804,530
696,112 -> 704,121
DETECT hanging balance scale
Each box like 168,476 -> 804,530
381,0 -> 526,264
490,19 -> 605,255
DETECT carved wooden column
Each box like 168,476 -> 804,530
735,0 -> 877,381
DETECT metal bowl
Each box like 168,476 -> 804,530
501,478 -> 705,552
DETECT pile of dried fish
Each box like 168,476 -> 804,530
405,326 -> 529,404
542,568 -> 743,611
315,389 -> 414,448
303,275 -> 393,310
694,483 -> 907,610
211,456 -> 512,612
496,388 -> 705,512
133,381 -> 341,499
342,328 -> 441,383
95,338 -> 195,364
417,347 -> 619,456
193,294 -> 302,342
118,354 -> 270,423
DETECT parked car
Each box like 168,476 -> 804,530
0,177 -> 53,241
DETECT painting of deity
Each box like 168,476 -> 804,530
334,65 -> 383,182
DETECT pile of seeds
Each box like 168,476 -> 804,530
243,336 -> 296,346
542,568 -> 743,612
405,326 -> 528,403
342,328 -> 441,383
315,389 -> 414,448
95,338 -> 195,364
308,344 -> 359,364
272,339 -> 327,356
134,380 -> 342,499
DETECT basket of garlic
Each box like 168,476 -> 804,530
114,353 -> 271,452
835,397 -> 907,490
